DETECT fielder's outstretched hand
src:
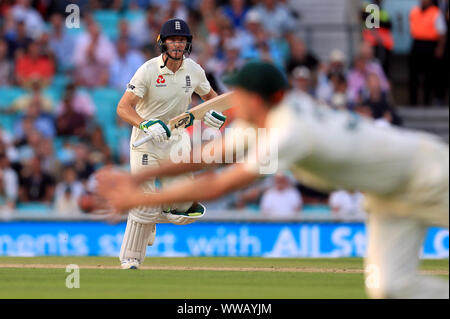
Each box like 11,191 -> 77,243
96,167 -> 147,213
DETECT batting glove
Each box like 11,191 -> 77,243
203,110 -> 227,129
139,119 -> 171,143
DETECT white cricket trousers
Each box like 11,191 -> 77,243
364,137 -> 449,298
364,213 -> 448,299
120,131 -> 201,263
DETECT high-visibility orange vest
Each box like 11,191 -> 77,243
363,28 -> 394,50
410,5 -> 441,41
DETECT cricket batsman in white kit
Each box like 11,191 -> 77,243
115,18 -> 226,269
100,62 -> 449,298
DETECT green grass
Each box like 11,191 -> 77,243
0,257 -> 447,299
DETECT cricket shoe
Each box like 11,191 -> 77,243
148,224 -> 156,246
121,258 -> 140,269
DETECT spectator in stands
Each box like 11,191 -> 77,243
13,97 -> 55,139
361,0 -> 394,77
109,37 -> 145,91
208,38 -> 244,92
89,0 -> 123,10
3,19 -> 32,60
260,173 -> 303,218
286,36 -> 319,74
0,153 -> 18,212
35,138 -> 61,179
48,12 -> 75,71
360,72 -> 402,126
231,177 -> 272,211
10,80 -> 53,113
18,156 -> 55,204
211,15 -> 249,62
291,66 -> 312,95
72,143 -> 95,182
73,43 -> 110,87
347,42 -> 389,106
116,19 -> 138,49
239,10 -> 263,49
0,39 -> 13,86
199,0 -> 222,38
15,40 -> 55,88
249,0 -> 296,38
0,129 -> 18,163
53,166 -> 84,215
187,8 -> 209,44
328,72 -> 349,110
54,83 -> 95,119
87,126 -> 113,166
162,0 -> 189,23
14,125 -> 42,165
129,5 -> 160,49
316,49 -> 347,103
221,0 -> 250,30
10,0 -> 45,39
329,190 -> 366,221
240,19 -> 284,69
409,0 -> 447,106
0,0 -> 14,16
56,90 -> 88,138
73,17 -> 117,71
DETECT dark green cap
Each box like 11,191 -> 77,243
223,62 -> 289,99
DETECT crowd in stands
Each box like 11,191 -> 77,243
0,0 -> 447,219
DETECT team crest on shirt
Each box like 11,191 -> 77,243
142,154 -> 148,165
156,75 -> 167,87
182,75 -> 192,93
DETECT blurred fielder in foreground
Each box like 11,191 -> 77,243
115,18 -> 226,269
98,62 -> 449,298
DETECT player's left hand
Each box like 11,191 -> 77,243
203,110 -> 226,129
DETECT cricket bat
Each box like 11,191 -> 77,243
132,91 -> 234,147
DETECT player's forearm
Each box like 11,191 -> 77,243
139,172 -> 228,206
117,102 -> 145,128
201,89 -> 218,101
132,158 -> 219,185
137,165 -> 258,207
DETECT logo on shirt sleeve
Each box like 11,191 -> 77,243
127,83 -> 135,90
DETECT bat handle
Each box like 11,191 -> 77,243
132,135 -> 153,148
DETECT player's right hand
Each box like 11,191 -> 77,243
139,119 -> 171,143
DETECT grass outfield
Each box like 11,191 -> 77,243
0,257 -> 447,299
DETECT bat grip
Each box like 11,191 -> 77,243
132,135 -> 153,148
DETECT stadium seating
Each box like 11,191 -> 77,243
43,86 -> 63,107
93,10 -> 120,40
0,86 -> 27,108
16,202 -> 53,214
0,87 -> 27,133
122,9 -> 145,23
90,87 -> 121,124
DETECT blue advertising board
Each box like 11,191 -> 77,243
0,221 -> 448,258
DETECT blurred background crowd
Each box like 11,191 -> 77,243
0,0 -> 448,220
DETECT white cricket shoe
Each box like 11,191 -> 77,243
148,224 -> 156,246
121,258 -> 140,269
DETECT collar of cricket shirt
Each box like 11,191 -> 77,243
157,54 -> 186,75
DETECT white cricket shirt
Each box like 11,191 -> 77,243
245,91 -> 442,195
126,54 -> 211,149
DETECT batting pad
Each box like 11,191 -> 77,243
120,216 -> 155,263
